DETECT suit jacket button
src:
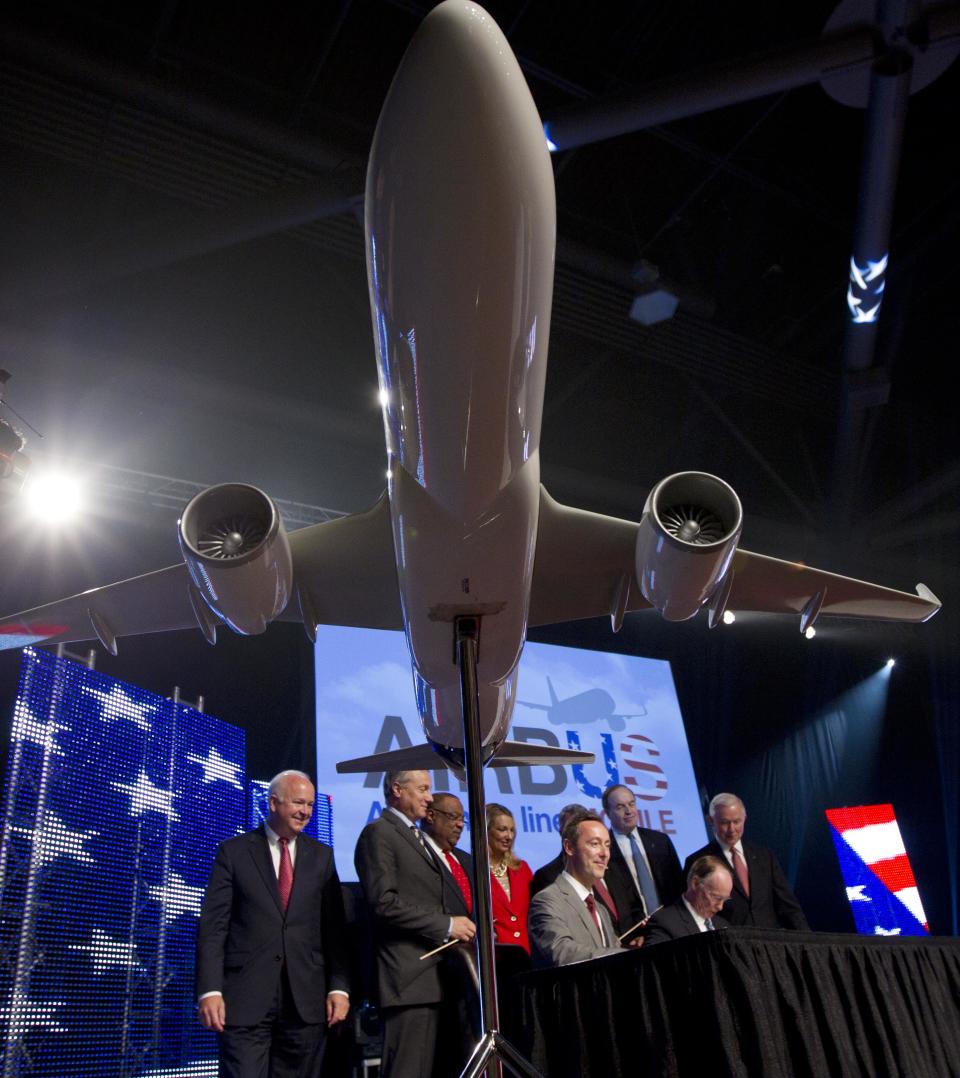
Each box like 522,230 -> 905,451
510,916 -> 517,922
513,931 -> 521,939
275,955 -> 282,962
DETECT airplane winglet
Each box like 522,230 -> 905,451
915,583 -> 942,619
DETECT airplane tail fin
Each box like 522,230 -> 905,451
335,739 -> 594,775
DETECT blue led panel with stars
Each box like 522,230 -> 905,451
0,647 -> 246,1077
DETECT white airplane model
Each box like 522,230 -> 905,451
0,1 -> 940,782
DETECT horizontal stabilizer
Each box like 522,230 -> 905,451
336,744 -> 440,774
488,741 -> 594,768
335,739 -> 595,775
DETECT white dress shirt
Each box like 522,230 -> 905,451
682,895 -> 711,933
562,871 -> 609,946
264,821 -> 298,874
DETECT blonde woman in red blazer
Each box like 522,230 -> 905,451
486,803 -> 533,955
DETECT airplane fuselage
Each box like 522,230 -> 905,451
364,1 -> 556,753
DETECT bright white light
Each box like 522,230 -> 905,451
805,626 -> 816,639
722,610 -> 736,625
886,658 -> 895,668
25,473 -> 84,524
544,125 -> 558,152
385,469 -> 393,481
378,388 -> 390,408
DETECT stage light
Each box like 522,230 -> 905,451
544,125 -> 558,152
722,610 -> 736,625
24,471 -> 84,524
804,626 -> 816,639
378,387 -> 390,407
886,658 -> 895,668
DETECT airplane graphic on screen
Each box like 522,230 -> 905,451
517,676 -> 646,731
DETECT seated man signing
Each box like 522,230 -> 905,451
528,816 -> 625,968
644,855 -> 732,944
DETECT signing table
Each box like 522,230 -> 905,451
517,928 -> 960,1077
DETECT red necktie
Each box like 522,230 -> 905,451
278,837 -> 293,911
732,846 -> 750,897
444,850 -> 473,913
585,893 -> 602,942
594,880 -> 619,925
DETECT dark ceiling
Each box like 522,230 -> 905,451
0,0 -> 958,643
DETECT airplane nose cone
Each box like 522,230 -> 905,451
366,0 -> 553,254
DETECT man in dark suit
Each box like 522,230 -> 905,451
644,854 -> 732,945
355,770 -> 476,1078
420,792 -> 478,1069
683,792 -> 809,930
602,784 -> 684,939
196,770 -> 350,1077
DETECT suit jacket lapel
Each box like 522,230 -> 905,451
559,876 -> 602,944
383,808 -> 439,872
677,900 -> 699,935
250,827 -> 283,915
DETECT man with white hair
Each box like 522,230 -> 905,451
196,769 -> 350,1077
683,792 -> 808,930
355,770 -> 476,1078
644,855 -> 733,943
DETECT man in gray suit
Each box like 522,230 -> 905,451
528,816 -> 625,968
354,770 -> 476,1078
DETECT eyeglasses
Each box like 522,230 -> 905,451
430,807 -> 465,823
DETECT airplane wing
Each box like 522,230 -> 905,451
0,493 -> 402,653
528,487 -> 651,629
727,549 -> 940,623
529,486 -> 940,630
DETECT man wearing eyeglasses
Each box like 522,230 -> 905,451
420,794 -> 478,1069
643,855 -> 733,944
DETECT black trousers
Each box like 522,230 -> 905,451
218,967 -> 326,1078
379,1003 -> 440,1078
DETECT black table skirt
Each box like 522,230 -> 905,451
516,928 -> 960,1077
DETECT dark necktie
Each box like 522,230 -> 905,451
278,837 -> 293,911
594,879 -> 619,925
731,847 -> 750,897
584,893 -> 603,943
444,850 -> 473,913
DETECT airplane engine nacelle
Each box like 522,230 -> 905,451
178,484 -> 292,635
635,471 -> 742,622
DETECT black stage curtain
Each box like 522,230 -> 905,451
517,928 -> 960,1077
